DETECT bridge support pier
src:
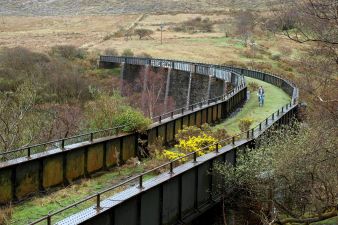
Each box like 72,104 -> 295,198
206,75 -> 212,101
224,81 -> 228,95
120,62 -> 126,94
141,64 -> 150,111
186,72 -> 193,109
164,68 -> 172,113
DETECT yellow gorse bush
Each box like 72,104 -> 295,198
162,150 -> 187,162
175,134 -> 221,156
160,125 -> 225,163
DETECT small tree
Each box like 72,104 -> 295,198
213,121 -> 338,225
234,10 -> 256,47
134,28 -> 154,40
0,82 -> 50,157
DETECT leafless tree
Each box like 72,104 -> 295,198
0,82 -> 49,158
275,0 -> 338,63
234,10 -> 256,46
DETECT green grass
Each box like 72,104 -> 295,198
9,162 -> 156,225
214,77 -> 291,135
312,216 -> 338,225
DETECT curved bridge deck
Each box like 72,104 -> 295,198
27,57 -> 298,225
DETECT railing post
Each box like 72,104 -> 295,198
215,143 -> 219,153
61,139 -> 65,150
193,152 -> 197,163
27,147 -> 31,159
159,116 -> 162,123
171,112 -> 174,119
246,131 -> 249,139
277,110 -> 280,116
251,128 -> 254,138
266,118 -> 268,126
90,133 -> 94,142
282,107 -> 284,113
232,136 -> 235,145
191,105 -> 194,111
182,108 -> 184,114
96,193 -> 101,211
47,213 -> 51,225
272,113 -> 275,120
259,123 -> 262,131
169,162 -> 174,174
139,175 -> 143,189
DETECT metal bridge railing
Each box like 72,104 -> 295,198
0,58 -> 246,162
0,126 -> 126,162
28,101 -> 297,225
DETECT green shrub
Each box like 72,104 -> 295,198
121,49 -> 134,57
248,81 -> 259,92
239,118 -> 254,132
114,107 -> 151,132
103,48 -> 119,56
270,53 -> 281,61
84,92 -> 151,133
50,45 -> 86,60
172,17 -> 214,33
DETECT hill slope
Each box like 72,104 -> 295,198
1,0 -> 276,16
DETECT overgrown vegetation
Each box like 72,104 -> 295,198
84,92 -> 151,133
0,46 -> 150,156
214,120 -> 338,225
172,17 -> 214,33
238,118 -> 254,132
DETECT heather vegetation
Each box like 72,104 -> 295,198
0,46 -> 151,156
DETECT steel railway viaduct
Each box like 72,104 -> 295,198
0,56 -> 299,225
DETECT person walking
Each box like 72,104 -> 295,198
257,86 -> 265,107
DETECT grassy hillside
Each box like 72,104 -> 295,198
0,0 -> 278,16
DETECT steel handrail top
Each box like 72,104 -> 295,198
99,55 -> 245,83
99,55 -> 298,103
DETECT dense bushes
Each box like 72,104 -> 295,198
172,17 -> 214,33
0,47 -> 152,153
134,28 -> 154,40
50,45 -> 86,60
84,92 -> 151,133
